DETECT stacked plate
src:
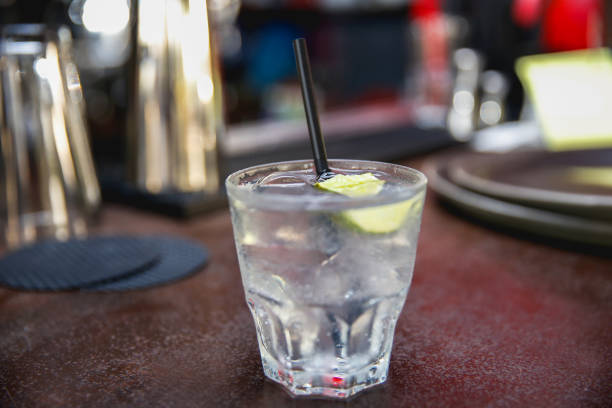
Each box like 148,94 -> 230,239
426,149 -> 612,248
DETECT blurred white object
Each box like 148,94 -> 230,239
68,0 -> 132,69
446,48 -> 482,141
82,0 -> 130,34
478,70 -> 509,128
470,120 -> 543,152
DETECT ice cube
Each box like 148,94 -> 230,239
308,247 -> 405,305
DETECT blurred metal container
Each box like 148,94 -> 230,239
127,0 -> 224,194
0,25 -> 101,248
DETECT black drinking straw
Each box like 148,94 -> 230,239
293,38 -> 334,181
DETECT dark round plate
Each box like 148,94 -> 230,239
446,149 -> 612,221
426,159 -> 612,247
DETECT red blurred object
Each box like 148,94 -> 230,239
288,0 -> 315,8
541,0 -> 603,51
410,0 -> 450,108
411,0 -> 442,19
512,0 -> 545,27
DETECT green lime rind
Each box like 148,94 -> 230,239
315,173 -> 384,197
341,201 -> 412,234
337,193 -> 424,234
316,173 -> 421,234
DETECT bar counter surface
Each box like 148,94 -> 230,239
1,155 -> 611,408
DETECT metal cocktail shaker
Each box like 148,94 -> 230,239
127,0 -> 224,194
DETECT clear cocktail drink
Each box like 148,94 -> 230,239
226,159 -> 426,399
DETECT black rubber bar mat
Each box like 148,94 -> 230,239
0,236 -> 161,291
86,236 -> 209,291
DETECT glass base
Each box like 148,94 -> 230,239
261,355 -> 390,399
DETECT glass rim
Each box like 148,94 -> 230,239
225,159 -> 427,211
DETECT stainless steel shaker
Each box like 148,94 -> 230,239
127,0 -> 224,194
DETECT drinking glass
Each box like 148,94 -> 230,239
226,159 -> 426,399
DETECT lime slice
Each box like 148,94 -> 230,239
342,200 -> 414,234
316,173 -> 384,197
316,173 -> 421,234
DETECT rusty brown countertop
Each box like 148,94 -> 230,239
1,154 -> 611,407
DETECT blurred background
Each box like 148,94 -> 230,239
1,0 -> 607,163
1,0 -> 611,217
